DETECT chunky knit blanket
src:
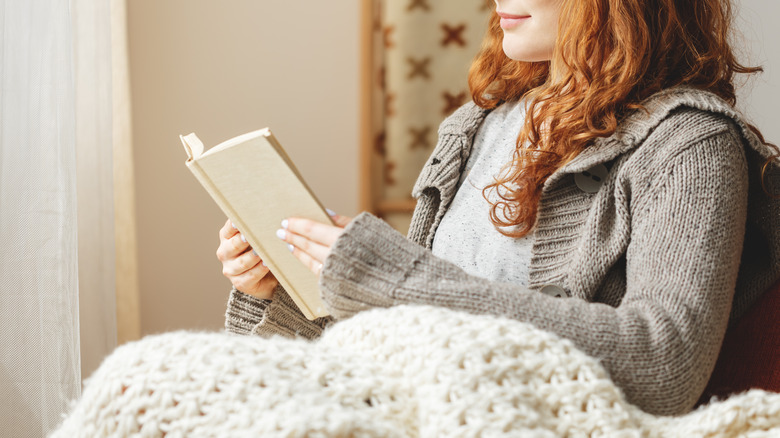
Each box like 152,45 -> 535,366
52,305 -> 780,437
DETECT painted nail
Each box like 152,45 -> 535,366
281,219 -> 289,229
326,208 -> 337,217
287,243 -> 294,253
275,229 -> 286,240
231,221 -> 237,229
240,234 -> 246,242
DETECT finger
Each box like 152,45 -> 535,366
219,218 -> 240,240
230,232 -> 251,254
283,218 -> 344,248
331,214 -> 352,228
282,238 -> 324,276
224,248 -> 267,277
231,261 -> 273,292
276,228 -> 330,263
218,232 -> 251,261
326,209 -> 353,228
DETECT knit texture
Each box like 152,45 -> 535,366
317,87 -> 780,416
225,285 -> 332,339
223,87 -> 780,415
52,305 -> 780,437
224,285 -> 271,335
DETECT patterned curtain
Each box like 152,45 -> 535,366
369,0 -> 493,233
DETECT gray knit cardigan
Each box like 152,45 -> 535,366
224,87 -> 780,415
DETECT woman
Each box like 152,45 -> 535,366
216,0 -> 780,415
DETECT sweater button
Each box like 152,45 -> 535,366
540,285 -> 568,298
574,163 -> 609,193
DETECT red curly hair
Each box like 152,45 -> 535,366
469,0 -> 765,237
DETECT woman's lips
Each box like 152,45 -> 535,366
497,12 -> 531,29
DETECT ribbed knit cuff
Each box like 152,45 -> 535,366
319,212 -> 427,319
251,288 -> 329,340
225,287 -> 271,335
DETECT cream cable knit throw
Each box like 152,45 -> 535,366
52,305 -> 779,437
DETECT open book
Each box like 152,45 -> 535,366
180,128 -> 332,320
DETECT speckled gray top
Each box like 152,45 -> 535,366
432,99 -> 534,286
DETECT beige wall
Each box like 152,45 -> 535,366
127,1 -> 361,335
734,2 -> 780,143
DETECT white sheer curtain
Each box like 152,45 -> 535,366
0,0 -> 117,436
73,0 -> 118,384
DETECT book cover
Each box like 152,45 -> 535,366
180,128 -> 332,320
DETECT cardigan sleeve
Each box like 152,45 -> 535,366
224,284 -> 333,339
224,285 -> 271,335
318,128 -> 749,416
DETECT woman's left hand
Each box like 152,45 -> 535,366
276,211 -> 352,276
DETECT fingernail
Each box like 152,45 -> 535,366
261,260 -> 267,267
287,243 -> 294,253
231,221 -> 237,229
240,234 -> 246,242
252,249 -> 258,256
281,219 -> 289,229
326,208 -> 337,217
275,229 -> 286,240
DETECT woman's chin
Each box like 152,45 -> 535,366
502,39 -> 552,63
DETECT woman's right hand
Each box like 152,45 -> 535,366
217,218 -> 278,300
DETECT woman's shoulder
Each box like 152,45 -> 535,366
601,88 -> 751,200
617,87 -> 742,144
618,109 -> 746,190
640,105 -> 742,156
615,87 -> 748,167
